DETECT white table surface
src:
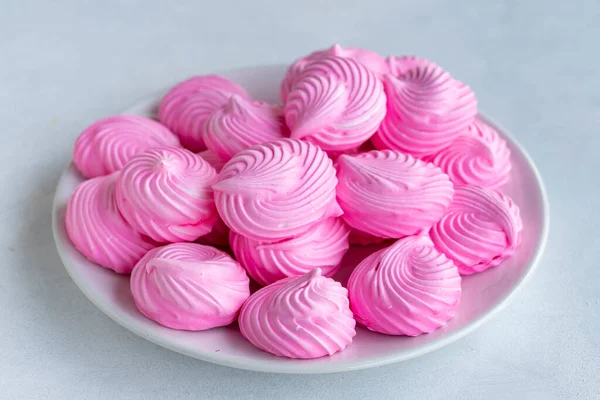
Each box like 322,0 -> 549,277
1,1 -> 598,399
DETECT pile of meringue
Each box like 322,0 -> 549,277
66,44 -> 522,359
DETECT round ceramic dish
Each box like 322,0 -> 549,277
52,64 -> 549,374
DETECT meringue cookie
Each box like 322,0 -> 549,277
130,243 -> 250,330
230,217 -> 350,286
425,118 -> 511,189
66,173 -> 156,274
336,150 -> 454,238
281,44 -> 389,102
348,235 -> 461,336
115,147 -> 218,243
204,95 -> 288,161
239,268 -> 356,359
430,184 -> 523,275
372,64 -> 478,158
73,115 -> 180,178
387,55 -> 436,77
197,149 -> 226,172
284,56 -> 387,152
158,75 -> 249,152
196,217 -> 230,247
213,138 -> 342,241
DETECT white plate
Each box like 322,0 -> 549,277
52,64 -> 549,374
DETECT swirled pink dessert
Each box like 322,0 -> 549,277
281,44 -> 388,102
204,95 -> 288,161
213,138 -> 342,241
336,150 -> 454,238
348,235 -> 461,336
115,147 -> 218,243
66,173 -> 156,274
425,118 -> 511,189
130,243 -> 250,330
230,217 -> 350,286
73,115 -> 180,178
430,184 -> 523,275
387,55 -> 436,77
197,149 -> 226,172
158,75 -> 249,152
372,64 -> 477,158
284,56 -> 387,152
239,268 -> 356,359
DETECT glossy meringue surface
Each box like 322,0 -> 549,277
372,64 -> 477,157
238,268 -> 356,359
284,56 -> 387,152
65,173 -> 156,274
73,115 -> 180,178
158,75 -> 249,152
230,217 -> 350,286
430,184 -> 523,275
336,150 -> 454,237
204,95 -> 287,161
213,138 -> 342,241
115,147 -> 218,243
425,118 -> 511,189
348,235 -> 461,336
130,243 -> 250,330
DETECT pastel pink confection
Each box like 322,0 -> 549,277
372,63 -> 478,158
196,217 -> 230,247
230,217 -> 350,286
115,147 -> 218,243
387,55 -> 436,77
424,118 -> 511,189
284,56 -> 387,152
239,268 -> 356,359
336,150 -> 454,238
130,243 -> 250,331
348,228 -> 387,246
197,149 -> 226,172
280,44 -> 389,102
158,75 -> 249,152
66,173 -> 156,274
204,95 -> 288,161
73,115 -> 180,178
430,184 -> 523,275
348,235 -> 461,336
213,138 -> 342,241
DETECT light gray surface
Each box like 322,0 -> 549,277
0,1 -> 598,399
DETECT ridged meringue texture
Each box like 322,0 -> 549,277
230,217 -> 350,286
284,56 -> 387,152
239,268 -> 356,359
213,138 -> 342,241
425,118 -> 511,189
430,184 -> 523,275
73,115 -> 180,178
336,150 -> 454,238
280,44 -> 389,102
158,75 -> 249,152
116,147 -> 218,243
387,55 -> 436,77
348,235 -> 461,336
197,149 -> 226,172
66,173 -> 156,274
204,95 -> 288,161
130,243 -> 250,330
372,63 -> 478,158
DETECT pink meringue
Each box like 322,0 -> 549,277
372,64 -> 478,158
284,56 -> 387,152
204,95 -> 288,161
387,55 -> 436,77
348,235 -> 461,336
197,149 -> 226,172
130,243 -> 250,330
213,138 -> 342,241
230,217 -> 350,286
281,44 -> 389,102
73,115 -> 180,178
239,268 -> 356,359
430,184 -> 523,275
66,173 -> 156,274
425,118 -> 511,189
158,75 -> 249,152
115,147 -> 218,243
336,150 -> 454,238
